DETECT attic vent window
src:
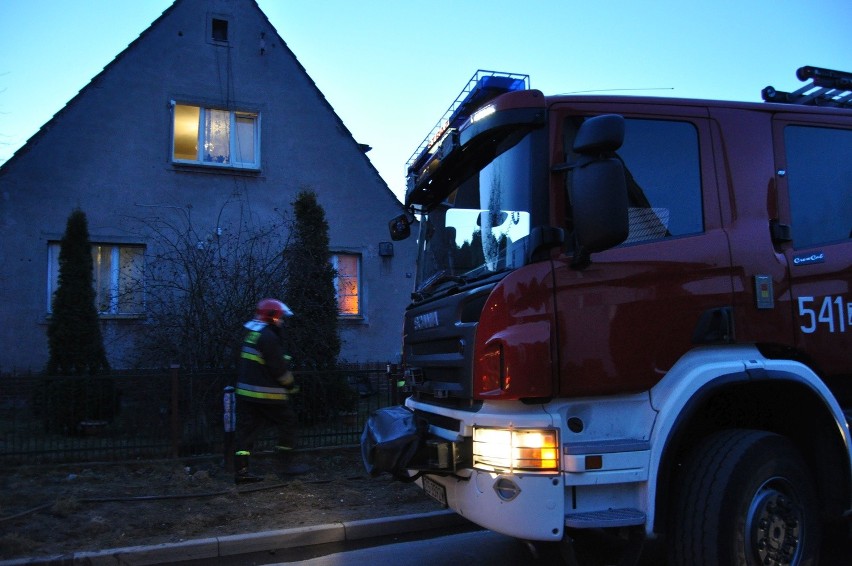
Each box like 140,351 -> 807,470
211,18 -> 228,42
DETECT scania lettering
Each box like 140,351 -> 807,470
362,68 -> 852,565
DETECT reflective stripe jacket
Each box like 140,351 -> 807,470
236,320 -> 292,404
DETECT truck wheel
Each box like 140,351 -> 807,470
669,429 -> 820,566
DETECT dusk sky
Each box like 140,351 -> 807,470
1,0 -> 850,202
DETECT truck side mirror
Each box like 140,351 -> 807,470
389,213 -> 412,241
568,115 -> 629,268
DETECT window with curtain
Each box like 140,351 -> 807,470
332,253 -> 360,316
48,243 -> 145,315
172,103 -> 259,169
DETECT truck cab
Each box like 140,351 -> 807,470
364,68 -> 852,565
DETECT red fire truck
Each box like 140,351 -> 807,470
362,67 -> 852,565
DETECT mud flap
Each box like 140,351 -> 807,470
361,405 -> 425,481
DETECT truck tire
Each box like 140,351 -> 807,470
668,429 -> 820,566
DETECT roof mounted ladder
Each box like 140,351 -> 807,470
405,70 -> 530,177
762,66 -> 852,108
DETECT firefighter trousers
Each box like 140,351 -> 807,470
235,398 -> 298,454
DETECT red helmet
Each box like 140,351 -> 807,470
255,298 -> 293,325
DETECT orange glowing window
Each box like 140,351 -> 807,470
332,253 -> 360,316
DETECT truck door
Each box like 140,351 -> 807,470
550,103 -> 733,397
773,114 -> 852,382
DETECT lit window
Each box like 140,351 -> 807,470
332,253 -> 360,316
48,243 -> 145,315
172,104 -> 259,169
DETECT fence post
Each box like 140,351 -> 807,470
170,364 -> 180,458
223,386 -> 236,472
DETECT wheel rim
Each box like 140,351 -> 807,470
746,477 -> 804,566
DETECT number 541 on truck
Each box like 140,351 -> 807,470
362,67 -> 852,566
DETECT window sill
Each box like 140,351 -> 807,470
41,314 -> 146,325
170,161 -> 262,176
98,314 -> 147,321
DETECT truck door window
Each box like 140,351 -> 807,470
784,125 -> 852,249
617,119 -> 703,243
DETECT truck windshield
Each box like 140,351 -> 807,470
415,131 -> 536,292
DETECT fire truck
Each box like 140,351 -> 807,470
362,67 -> 852,565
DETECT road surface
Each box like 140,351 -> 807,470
267,526 -> 852,566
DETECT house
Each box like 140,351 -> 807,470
0,0 -> 416,371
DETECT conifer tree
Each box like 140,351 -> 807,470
283,190 -> 340,369
47,209 -> 110,375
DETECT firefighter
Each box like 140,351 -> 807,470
234,298 -> 307,483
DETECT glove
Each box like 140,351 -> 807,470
277,370 -> 295,387
277,371 -> 299,394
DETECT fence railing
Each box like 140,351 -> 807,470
0,363 -> 404,465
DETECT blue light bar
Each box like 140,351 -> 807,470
406,70 -> 529,177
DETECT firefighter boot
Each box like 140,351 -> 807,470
274,446 -> 311,475
234,451 -> 264,484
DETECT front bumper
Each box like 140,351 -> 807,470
419,468 -> 566,540
401,398 -> 567,540
399,394 -> 655,541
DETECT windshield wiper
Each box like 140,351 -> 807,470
462,264 -> 500,280
412,271 -> 467,302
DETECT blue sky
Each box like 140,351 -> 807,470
1,0 -> 850,202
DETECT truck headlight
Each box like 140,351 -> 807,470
472,427 -> 559,472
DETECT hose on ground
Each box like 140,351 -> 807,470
0,477 -> 341,523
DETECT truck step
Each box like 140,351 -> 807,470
565,508 -> 646,529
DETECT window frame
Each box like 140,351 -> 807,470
207,13 -> 231,46
331,252 -> 362,318
47,242 -> 146,317
171,103 -> 261,170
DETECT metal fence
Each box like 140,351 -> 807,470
0,363 -> 404,465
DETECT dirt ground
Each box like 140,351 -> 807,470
0,447 -> 443,561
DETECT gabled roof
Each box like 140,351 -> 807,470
0,0 -> 401,205
0,1 -> 176,173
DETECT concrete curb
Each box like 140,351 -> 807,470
0,510 -> 470,565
